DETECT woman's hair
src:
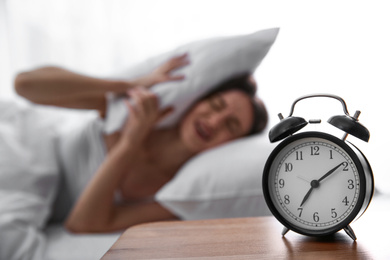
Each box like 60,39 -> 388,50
203,74 -> 268,136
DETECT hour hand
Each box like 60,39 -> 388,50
300,187 -> 314,207
300,162 -> 345,207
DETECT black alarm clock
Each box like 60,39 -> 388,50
262,94 -> 374,240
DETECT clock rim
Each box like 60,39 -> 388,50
262,131 -> 372,237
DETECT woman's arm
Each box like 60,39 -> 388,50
65,138 -> 177,233
14,54 -> 188,113
65,88 -> 175,233
14,66 -> 128,112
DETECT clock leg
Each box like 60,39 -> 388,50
281,227 -> 290,236
344,225 -> 357,241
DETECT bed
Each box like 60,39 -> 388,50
44,225 -> 120,260
0,100 -> 274,259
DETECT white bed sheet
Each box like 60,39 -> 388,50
44,225 -> 120,260
0,99 -> 120,260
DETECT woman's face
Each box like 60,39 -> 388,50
179,90 -> 254,153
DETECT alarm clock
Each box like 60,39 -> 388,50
262,94 -> 374,240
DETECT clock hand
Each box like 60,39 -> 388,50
317,162 -> 346,183
297,175 -> 310,183
300,162 -> 346,207
300,186 -> 314,207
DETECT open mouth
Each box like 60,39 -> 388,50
195,121 -> 211,142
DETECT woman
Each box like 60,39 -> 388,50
14,54 -> 268,233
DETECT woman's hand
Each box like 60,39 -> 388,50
66,88 -> 174,233
120,87 -> 173,147
134,53 -> 189,89
150,53 -> 189,85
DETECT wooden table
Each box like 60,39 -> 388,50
102,196 -> 390,259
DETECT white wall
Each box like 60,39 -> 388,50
2,0 -> 389,192
0,0 -> 12,98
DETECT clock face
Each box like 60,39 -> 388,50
263,132 -> 367,236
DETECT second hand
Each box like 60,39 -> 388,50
297,175 -> 311,183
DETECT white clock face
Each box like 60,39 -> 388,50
266,134 -> 361,232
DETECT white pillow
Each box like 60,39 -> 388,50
104,28 -> 279,133
155,133 -> 276,220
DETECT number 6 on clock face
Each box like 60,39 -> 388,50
263,132 -> 373,237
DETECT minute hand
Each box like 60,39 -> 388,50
318,162 -> 346,183
300,162 -> 346,207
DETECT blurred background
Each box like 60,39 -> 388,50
1,0 -> 389,193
